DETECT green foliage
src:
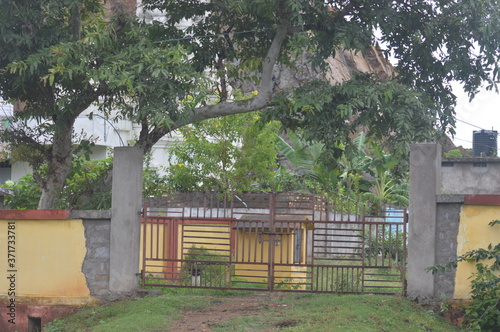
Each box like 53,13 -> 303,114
58,156 -> 113,210
1,175 -> 41,210
0,0 -> 204,208
2,154 -> 174,209
269,166 -> 303,192
182,246 -> 231,287
266,76 -> 438,173
444,149 -> 464,158
2,0 -> 499,209
363,171 -> 409,214
465,263 -> 500,331
276,132 -> 339,194
364,228 -> 406,264
428,221 -> 500,331
166,111 -> 280,193
1,156 -> 112,210
144,0 -> 499,96
276,130 -> 409,212
143,154 -> 169,198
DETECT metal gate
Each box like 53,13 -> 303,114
141,192 -> 407,295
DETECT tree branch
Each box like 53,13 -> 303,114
135,18 -> 290,152
179,19 -> 289,126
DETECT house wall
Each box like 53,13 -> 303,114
441,158 -> 500,194
0,210 -> 111,332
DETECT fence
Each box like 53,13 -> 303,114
141,192 -> 407,294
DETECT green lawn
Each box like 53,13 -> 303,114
43,289 -> 461,332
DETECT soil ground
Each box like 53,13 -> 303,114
166,293 -> 290,331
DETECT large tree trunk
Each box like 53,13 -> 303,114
37,121 -> 75,209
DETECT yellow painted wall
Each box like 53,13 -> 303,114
181,224 -> 231,254
141,221 -> 308,288
234,227 -> 307,288
454,205 -> 500,299
0,218 -> 95,306
140,222 -> 170,275
140,221 -> 233,278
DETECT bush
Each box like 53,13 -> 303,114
428,220 -> 500,331
364,227 -> 406,264
181,246 -> 232,287
1,175 -> 40,209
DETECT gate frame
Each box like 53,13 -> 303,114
141,192 -> 407,295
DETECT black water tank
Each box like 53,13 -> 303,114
473,130 -> 497,156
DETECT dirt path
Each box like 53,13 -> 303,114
166,293 -> 292,331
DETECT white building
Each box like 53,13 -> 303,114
0,99 -> 181,183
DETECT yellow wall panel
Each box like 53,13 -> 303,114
454,205 -> 500,299
0,218 -> 94,305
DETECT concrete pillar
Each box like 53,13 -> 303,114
109,147 -> 143,292
408,143 -> 441,299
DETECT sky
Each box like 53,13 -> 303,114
452,83 -> 500,151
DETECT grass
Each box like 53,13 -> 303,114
43,290 -> 211,332
280,258 -> 405,294
212,293 -> 460,332
43,288 -> 462,332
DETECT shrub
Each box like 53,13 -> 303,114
181,246 -> 232,287
428,220 -> 500,331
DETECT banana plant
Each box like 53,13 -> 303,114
276,132 -> 339,194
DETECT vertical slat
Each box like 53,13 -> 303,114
253,222 -> 258,263
374,224 -> 379,266
235,220 -> 240,262
402,211 -> 408,295
388,223 -> 393,267
241,224 -> 244,262
155,218 -> 159,259
381,223 -> 386,267
149,218 -> 153,260
141,213 -> 147,286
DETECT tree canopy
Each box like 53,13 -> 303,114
0,0 -> 498,208
165,110 -> 280,193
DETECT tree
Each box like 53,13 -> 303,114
1,0 -> 498,208
165,110 -> 280,193
0,0 -> 201,208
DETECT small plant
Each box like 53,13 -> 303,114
439,294 -> 449,314
275,278 -> 302,290
43,318 -> 65,332
363,227 -> 406,264
332,272 -> 362,292
427,220 -> 500,331
310,266 -> 362,292
182,246 -> 232,287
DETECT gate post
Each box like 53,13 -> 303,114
109,147 -> 144,292
408,143 -> 441,299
